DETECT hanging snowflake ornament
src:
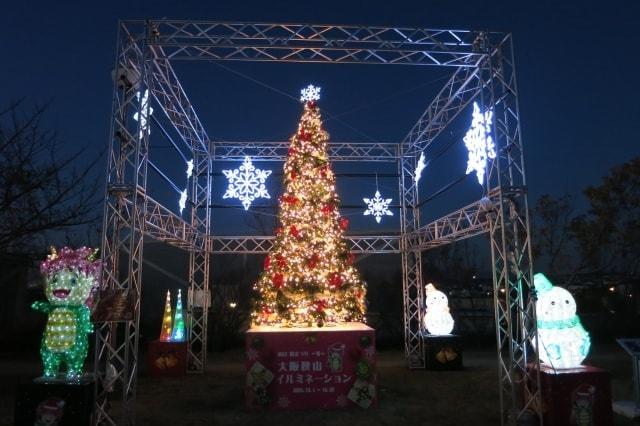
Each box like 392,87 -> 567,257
363,190 -> 393,223
133,89 -> 153,141
178,188 -> 188,214
222,156 -> 272,210
414,151 -> 427,184
464,101 -> 496,185
186,159 -> 194,179
300,84 -> 321,102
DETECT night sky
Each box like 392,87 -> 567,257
1,0 -> 639,236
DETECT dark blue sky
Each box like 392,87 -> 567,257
1,0 -> 639,236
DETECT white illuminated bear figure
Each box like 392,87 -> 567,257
423,283 -> 454,335
534,273 -> 590,369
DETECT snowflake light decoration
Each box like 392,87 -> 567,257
133,89 -> 153,141
246,347 -> 259,361
178,189 -> 187,214
363,190 -> 393,223
464,101 -> 496,185
414,151 -> 427,184
300,84 -> 321,102
186,159 -> 194,179
277,396 -> 291,408
222,156 -> 272,210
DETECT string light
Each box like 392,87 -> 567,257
252,85 -> 366,327
464,102 -> 495,185
222,156 -> 272,210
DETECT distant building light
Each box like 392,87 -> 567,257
608,286 -> 615,292
229,302 -> 237,309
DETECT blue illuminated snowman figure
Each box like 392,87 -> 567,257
534,273 -> 590,369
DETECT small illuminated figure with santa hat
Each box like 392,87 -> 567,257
423,283 -> 455,335
534,273 -> 590,369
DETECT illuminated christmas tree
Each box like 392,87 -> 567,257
171,289 -> 185,341
252,85 -> 367,327
159,290 -> 173,342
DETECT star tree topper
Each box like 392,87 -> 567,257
464,101 -> 496,185
363,190 -> 393,223
300,84 -> 321,102
222,156 -> 272,210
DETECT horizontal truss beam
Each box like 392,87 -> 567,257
137,194 -> 498,255
141,20 -> 499,66
143,195 -> 206,250
212,141 -> 399,161
408,190 -> 499,251
209,235 -> 401,254
402,65 -> 481,153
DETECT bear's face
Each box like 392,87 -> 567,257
536,286 -> 576,321
46,269 -> 93,306
426,290 -> 448,310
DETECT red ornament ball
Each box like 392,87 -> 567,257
299,130 -> 312,141
276,254 -> 287,269
308,253 -> 320,269
272,273 -> 284,289
346,253 -> 355,265
321,204 -> 334,215
329,272 -> 343,289
263,256 -> 271,269
339,217 -> 349,230
290,225 -> 300,238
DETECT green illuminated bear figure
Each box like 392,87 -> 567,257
32,247 -> 101,380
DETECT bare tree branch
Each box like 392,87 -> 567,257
0,101 -> 101,254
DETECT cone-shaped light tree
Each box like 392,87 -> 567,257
252,85 -> 367,328
159,290 -> 173,342
171,289 -> 185,341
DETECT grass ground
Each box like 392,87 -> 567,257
0,343 -> 638,425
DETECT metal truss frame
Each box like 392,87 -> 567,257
97,20 -> 539,425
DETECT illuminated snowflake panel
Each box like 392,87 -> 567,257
133,89 -> 153,141
222,157 -> 272,210
363,190 -> 393,224
464,102 -> 496,185
414,151 -> 427,184
300,84 -> 321,102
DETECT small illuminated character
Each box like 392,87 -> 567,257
423,283 -> 454,335
571,385 -> 595,426
34,397 -> 65,426
32,247 -> 101,380
534,273 -> 590,369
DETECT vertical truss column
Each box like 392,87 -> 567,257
399,146 -> 425,368
187,144 -> 212,372
484,34 -> 541,425
95,21 -> 150,426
